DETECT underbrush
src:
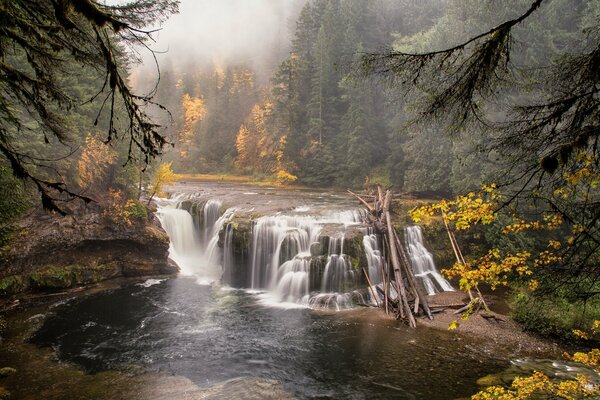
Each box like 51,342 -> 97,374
510,287 -> 600,342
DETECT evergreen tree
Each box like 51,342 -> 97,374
0,0 -> 178,212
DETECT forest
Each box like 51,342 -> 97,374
0,0 -> 599,399
143,0 -> 596,194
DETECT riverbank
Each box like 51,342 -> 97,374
0,205 -> 177,296
416,291 -> 564,355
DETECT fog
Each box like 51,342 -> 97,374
134,0 -> 305,85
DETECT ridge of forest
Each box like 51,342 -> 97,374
144,0 -> 593,195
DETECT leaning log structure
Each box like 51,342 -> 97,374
350,187 -> 432,327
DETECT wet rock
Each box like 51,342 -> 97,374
309,242 -> 323,257
0,211 -> 174,295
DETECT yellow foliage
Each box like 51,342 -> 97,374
103,189 -> 132,226
235,103 -> 273,173
473,371 -> 600,399
409,188 -> 497,230
77,135 -> 117,191
565,152 -> 600,188
179,94 -> 206,158
443,249 -> 531,291
475,321 -> 600,399
148,162 -> 177,204
181,94 -> 206,129
448,320 -> 460,331
566,349 -> 600,372
275,170 -> 297,186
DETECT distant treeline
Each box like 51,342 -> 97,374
149,0 -> 591,194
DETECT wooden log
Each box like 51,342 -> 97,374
392,228 -> 433,320
362,268 -> 380,308
442,213 -> 475,302
347,190 -> 374,213
384,190 -> 416,327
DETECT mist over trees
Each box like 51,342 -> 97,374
146,0 -> 450,189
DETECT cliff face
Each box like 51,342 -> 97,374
0,210 -> 177,295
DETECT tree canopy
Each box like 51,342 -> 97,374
360,0 -> 599,296
0,0 -> 179,213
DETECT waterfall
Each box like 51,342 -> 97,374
321,235 -> 357,292
404,225 -> 454,295
202,199 -> 223,243
249,215 -> 320,293
363,233 -> 383,285
222,223 -> 235,285
157,199 -> 234,284
249,211 -> 365,308
156,207 -> 202,276
158,196 -> 369,309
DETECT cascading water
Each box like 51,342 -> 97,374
404,225 -> 454,295
158,195 -> 369,309
157,198 -> 234,284
321,236 -> 356,292
363,233 -> 384,285
249,215 -> 319,306
156,206 -> 202,276
248,211 -> 366,309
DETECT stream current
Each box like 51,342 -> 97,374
31,183 -> 508,399
32,277 -> 506,399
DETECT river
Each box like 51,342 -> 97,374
0,183 -> 571,399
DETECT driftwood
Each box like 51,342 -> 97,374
351,185 -> 433,327
441,212 -> 489,312
362,268 -> 380,308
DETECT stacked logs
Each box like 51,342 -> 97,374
349,187 -> 432,327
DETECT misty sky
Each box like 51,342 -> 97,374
134,0 -> 304,83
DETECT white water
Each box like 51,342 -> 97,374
404,225 -> 454,295
249,211 -> 366,309
363,233 -> 384,285
158,195 -> 374,309
157,199 -> 234,284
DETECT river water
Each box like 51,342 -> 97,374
17,183 -> 545,398
31,277 -> 506,399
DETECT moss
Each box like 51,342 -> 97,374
0,368 -> 16,378
0,276 -> 24,295
350,256 -> 360,271
29,265 -> 84,290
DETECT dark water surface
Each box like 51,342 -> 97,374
31,277 -> 507,399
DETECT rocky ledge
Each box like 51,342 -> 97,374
0,209 -> 176,295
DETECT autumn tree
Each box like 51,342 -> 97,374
77,135 -> 118,194
360,0 -> 599,295
147,162 -> 177,205
178,93 -> 206,160
0,0 -> 179,213
234,102 -> 273,174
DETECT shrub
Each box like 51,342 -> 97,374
511,287 -> 600,341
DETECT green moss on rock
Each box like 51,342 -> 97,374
29,265 -> 82,290
0,276 -> 24,295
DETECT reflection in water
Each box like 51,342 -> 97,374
32,277 -> 507,399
